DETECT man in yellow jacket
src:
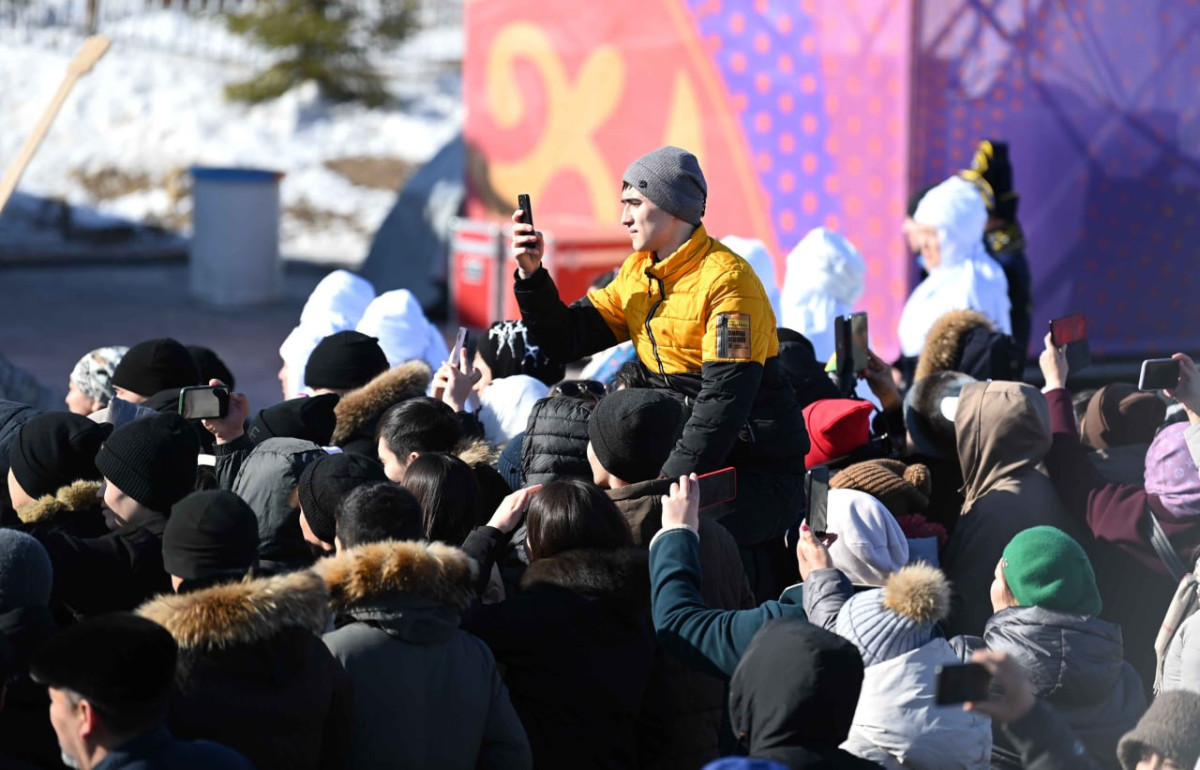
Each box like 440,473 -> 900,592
511,146 -> 809,600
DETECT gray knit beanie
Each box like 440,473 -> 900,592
1118,690 -> 1200,770
834,563 -> 951,667
0,530 -> 53,610
623,146 -> 707,226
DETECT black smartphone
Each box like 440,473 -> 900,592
452,326 -> 469,366
833,316 -> 856,396
517,193 -> 534,230
935,663 -> 992,705
178,385 -> 230,420
804,466 -> 830,536
1139,358 -> 1181,391
697,467 -> 737,510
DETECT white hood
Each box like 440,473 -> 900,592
826,489 -> 909,587
478,375 -> 549,444
720,235 -> 783,323
355,289 -> 450,374
842,640 -> 992,770
279,270 -> 376,398
780,227 -> 866,362
897,177 -> 1011,358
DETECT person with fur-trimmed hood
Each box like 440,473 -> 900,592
831,564 -> 992,769
138,491 -> 351,770
314,485 -> 531,769
915,309 -> 1021,383
464,480 -> 654,770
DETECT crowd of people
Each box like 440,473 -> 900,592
0,142 -> 1198,770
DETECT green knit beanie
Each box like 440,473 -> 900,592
1001,526 -> 1102,616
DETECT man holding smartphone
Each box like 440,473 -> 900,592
510,146 -> 808,600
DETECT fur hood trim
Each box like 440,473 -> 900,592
137,570 -> 330,651
314,540 -> 477,612
16,480 -> 101,524
915,310 -> 993,382
520,548 -> 650,604
331,360 -> 432,445
881,563 -> 951,624
457,438 -> 499,467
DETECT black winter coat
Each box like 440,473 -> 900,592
0,400 -> 39,524
137,570 -> 351,770
520,396 -> 594,487
0,605 -> 59,767
465,548 -> 656,770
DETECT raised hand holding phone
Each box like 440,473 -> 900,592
511,193 -> 543,278
1038,332 -> 1069,390
200,379 -> 250,444
1165,353 -> 1200,424
661,474 -> 700,531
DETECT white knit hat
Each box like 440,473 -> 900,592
826,489 -> 909,586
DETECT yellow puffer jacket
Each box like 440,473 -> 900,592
587,225 -> 779,373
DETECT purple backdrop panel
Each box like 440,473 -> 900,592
914,0 -> 1200,357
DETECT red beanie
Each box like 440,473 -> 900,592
802,399 -> 874,467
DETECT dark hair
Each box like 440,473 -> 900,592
376,397 -> 462,458
525,480 -> 632,561
336,482 -> 423,548
403,453 -> 484,546
1072,388 -> 1096,433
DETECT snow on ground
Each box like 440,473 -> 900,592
0,11 -> 463,265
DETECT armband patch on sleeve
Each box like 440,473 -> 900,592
716,313 -> 752,360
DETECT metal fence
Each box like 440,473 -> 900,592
0,0 -> 462,70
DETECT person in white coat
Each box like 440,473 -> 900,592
355,289 -> 450,374
278,270 -> 376,398
897,176 -> 1011,363
779,227 -> 866,364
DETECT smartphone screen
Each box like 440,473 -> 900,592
935,663 -> 992,705
178,386 -> 229,420
849,312 -> 869,374
518,193 -> 534,230
833,316 -> 855,396
697,467 -> 737,510
1140,358 -> 1181,391
805,466 -> 830,535
1050,312 -> 1087,346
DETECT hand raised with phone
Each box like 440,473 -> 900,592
511,195 -> 543,278
1165,353 -> 1200,424
1038,332 -> 1069,391
661,474 -> 700,531
200,379 -> 249,445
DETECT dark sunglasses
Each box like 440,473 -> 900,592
552,379 -> 608,400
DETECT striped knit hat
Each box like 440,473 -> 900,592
834,563 -> 951,667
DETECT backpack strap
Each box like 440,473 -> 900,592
1146,504 -> 1189,582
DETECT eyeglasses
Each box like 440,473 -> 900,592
552,379 -> 608,400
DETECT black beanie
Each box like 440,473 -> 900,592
248,394 -> 339,446
588,389 -> 684,483
479,320 -> 566,386
186,345 -> 235,390
111,338 -> 201,397
95,413 -> 200,513
304,331 -> 389,391
296,453 -> 387,544
163,491 -> 259,581
31,613 -> 176,707
9,412 -> 109,499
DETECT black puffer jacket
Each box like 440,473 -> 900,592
520,396 -> 594,487
0,400 -> 39,523
976,607 -> 1146,769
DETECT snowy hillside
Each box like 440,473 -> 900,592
0,11 -> 463,265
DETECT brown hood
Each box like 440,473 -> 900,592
16,480 -> 101,524
331,360 -> 432,446
955,380 -> 1051,514
137,570 -> 330,651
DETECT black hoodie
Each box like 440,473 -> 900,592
729,619 -> 883,769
